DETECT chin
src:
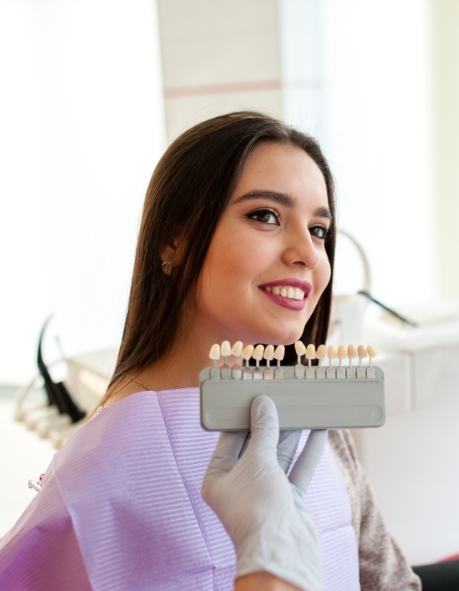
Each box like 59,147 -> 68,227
247,323 -> 306,347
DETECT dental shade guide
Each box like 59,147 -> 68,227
209,344 -> 221,380
273,345 -> 285,379
231,341 -> 243,380
201,342 -> 384,431
252,345 -> 264,380
220,341 -> 232,379
305,344 -> 316,379
316,345 -> 326,379
242,345 -> 254,380
337,345 -> 347,379
367,345 -> 377,379
294,341 -> 306,379
263,345 -> 275,380
357,345 -> 368,379
326,345 -> 337,379
346,345 -> 357,379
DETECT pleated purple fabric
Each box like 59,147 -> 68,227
0,388 -> 360,591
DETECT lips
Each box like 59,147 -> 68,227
258,278 -> 312,311
259,278 -> 312,298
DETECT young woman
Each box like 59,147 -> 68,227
0,112 -> 420,590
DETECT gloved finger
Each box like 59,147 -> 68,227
288,429 -> 328,493
244,395 -> 279,456
205,430 -> 248,478
277,430 -> 302,473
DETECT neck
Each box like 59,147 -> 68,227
138,327 -> 237,392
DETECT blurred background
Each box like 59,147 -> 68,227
1,0 -> 459,569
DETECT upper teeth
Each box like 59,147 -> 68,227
264,286 -> 305,300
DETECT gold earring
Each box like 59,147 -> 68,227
161,260 -> 173,275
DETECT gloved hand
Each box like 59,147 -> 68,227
202,395 -> 327,591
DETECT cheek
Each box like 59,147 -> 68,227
314,253 -> 332,298
198,235 -> 250,304
205,227 -> 267,290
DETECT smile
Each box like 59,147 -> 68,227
262,285 -> 305,300
258,279 -> 312,311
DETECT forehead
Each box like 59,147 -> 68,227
230,141 -> 328,206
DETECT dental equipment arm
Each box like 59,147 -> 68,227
202,396 -> 327,591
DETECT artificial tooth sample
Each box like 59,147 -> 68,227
356,345 -> 368,379
242,345 -> 254,379
273,345 -> 285,379
252,344 -> 264,379
337,345 -> 347,379
231,341 -> 243,379
294,341 -> 306,378
209,344 -> 221,380
316,345 -> 326,379
326,345 -> 337,379
263,344 -> 274,379
367,345 -> 377,378
346,345 -> 357,379
220,340 -> 232,379
305,344 -> 316,379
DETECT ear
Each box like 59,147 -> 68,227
160,237 -> 186,268
160,244 -> 176,265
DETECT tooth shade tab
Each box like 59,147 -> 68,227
306,344 -> 316,360
242,345 -> 254,361
337,345 -> 347,359
231,341 -> 243,357
294,341 -> 306,356
209,344 -> 221,361
252,344 -> 264,361
347,345 -> 357,359
327,345 -> 337,359
316,345 -> 326,359
357,345 -> 367,360
221,341 -> 231,358
367,345 -> 377,359
273,345 -> 285,361
264,345 -> 274,361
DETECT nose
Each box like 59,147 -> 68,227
281,227 -> 320,270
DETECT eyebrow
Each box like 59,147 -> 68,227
232,190 -> 333,220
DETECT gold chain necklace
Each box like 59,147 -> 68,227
126,374 -> 153,391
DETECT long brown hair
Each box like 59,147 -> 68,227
104,111 -> 336,400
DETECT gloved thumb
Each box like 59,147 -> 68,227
245,396 -> 279,455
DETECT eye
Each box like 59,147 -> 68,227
246,208 -> 280,225
310,225 -> 329,240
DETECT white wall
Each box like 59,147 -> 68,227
0,0 -> 165,384
281,0 -> 433,305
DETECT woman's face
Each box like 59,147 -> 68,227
191,141 -> 332,347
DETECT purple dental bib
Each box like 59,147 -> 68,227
0,389 -> 360,591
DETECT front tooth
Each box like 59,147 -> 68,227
280,287 -> 287,297
272,287 -> 280,295
287,287 -> 295,299
294,287 -> 303,300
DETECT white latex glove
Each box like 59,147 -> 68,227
202,395 -> 327,591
